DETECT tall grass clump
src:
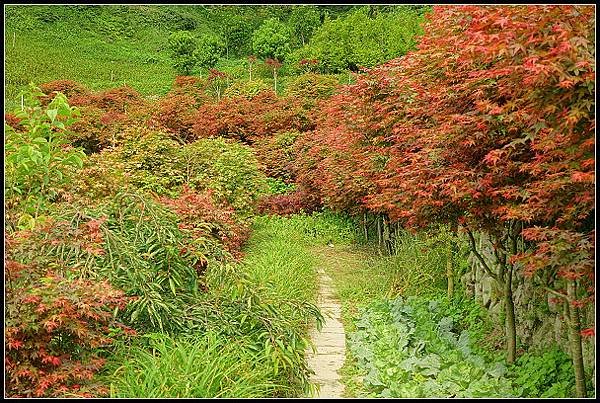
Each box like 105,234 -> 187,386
378,226 -> 470,298
264,210 -> 359,246
107,333 -> 279,398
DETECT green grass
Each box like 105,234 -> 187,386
242,217 -> 319,303
5,22 -> 176,110
106,332 -> 280,398
4,5 -> 218,110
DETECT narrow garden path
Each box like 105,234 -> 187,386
305,244 -> 384,398
306,265 -> 346,398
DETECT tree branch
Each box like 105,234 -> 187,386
543,286 -> 572,302
464,226 -> 498,281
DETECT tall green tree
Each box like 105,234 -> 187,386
209,6 -> 254,58
288,6 -> 425,74
194,34 -> 225,69
252,18 -> 291,61
167,31 -> 197,75
288,5 -> 321,47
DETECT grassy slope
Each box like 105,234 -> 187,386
3,5 -> 383,111
4,5 -> 213,110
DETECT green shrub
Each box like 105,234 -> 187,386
4,84 -> 86,231
287,6 -> 425,74
224,78 -> 271,98
285,72 -> 340,101
509,347 -> 575,397
266,177 -> 296,195
181,138 -> 268,216
104,126 -> 185,196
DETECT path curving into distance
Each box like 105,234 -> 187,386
306,267 -> 346,398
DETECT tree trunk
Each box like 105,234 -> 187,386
567,280 -> 587,398
377,215 -> 382,253
446,244 -> 454,299
383,215 -> 391,255
504,264 -> 517,364
363,212 -> 368,243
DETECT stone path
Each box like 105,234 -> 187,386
306,267 -> 346,398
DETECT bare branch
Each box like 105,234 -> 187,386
464,226 -> 498,281
543,286 -> 571,302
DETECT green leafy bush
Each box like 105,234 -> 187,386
224,78 -> 271,98
103,126 -> 185,196
288,6 -> 425,73
285,72 -> 340,102
266,177 -> 297,195
287,5 -> 322,47
347,296 -> 514,398
4,84 -> 86,231
509,348 -> 575,397
181,138 -> 268,215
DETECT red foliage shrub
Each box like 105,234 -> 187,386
64,86 -> 152,153
291,5 -> 595,329
5,112 -> 22,130
90,85 -> 144,112
256,188 -> 321,216
39,80 -> 90,106
252,130 -> 301,182
158,186 -> 250,259
173,75 -> 204,90
148,94 -> 198,141
5,230 -> 133,398
69,106 -> 132,152
192,91 -> 313,144
516,227 -> 595,283
169,75 -> 209,102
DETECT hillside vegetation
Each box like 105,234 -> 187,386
5,5 -> 426,110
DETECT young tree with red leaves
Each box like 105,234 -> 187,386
265,58 -> 283,93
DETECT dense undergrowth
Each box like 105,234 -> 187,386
326,232 -> 588,398
102,214 -> 355,398
2,84 -> 325,397
345,296 -> 578,398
